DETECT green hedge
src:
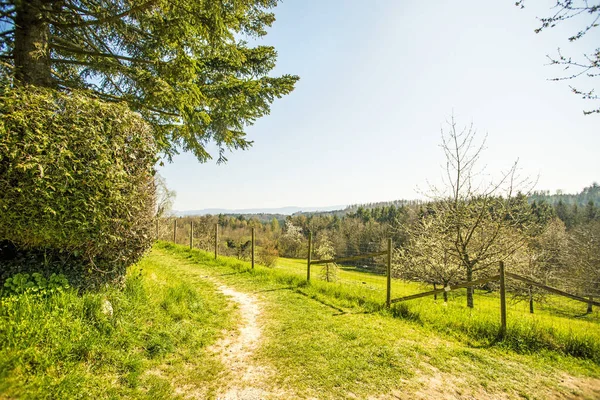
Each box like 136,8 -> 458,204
0,86 -> 157,288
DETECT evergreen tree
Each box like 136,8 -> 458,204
571,204 -> 582,227
0,0 -> 298,161
586,201 -> 598,222
270,217 -> 280,233
555,200 -> 572,228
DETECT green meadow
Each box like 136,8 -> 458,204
2,242 -> 599,399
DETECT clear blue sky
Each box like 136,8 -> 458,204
159,0 -> 599,211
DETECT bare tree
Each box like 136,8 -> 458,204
400,115 -> 537,308
155,173 -> 176,218
518,0 -> 600,114
510,217 -> 568,313
397,214 -> 462,302
562,220 -> 600,312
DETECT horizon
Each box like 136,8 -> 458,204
159,1 -> 600,212
173,182 -> 598,214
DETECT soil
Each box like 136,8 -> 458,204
210,283 -> 274,400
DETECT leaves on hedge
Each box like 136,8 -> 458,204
0,86 -> 157,288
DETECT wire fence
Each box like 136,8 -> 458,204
157,218 -> 600,340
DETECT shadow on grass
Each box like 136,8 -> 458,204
255,286 -> 297,293
573,312 -> 594,319
217,272 -> 245,277
466,337 -> 502,350
155,242 -> 600,365
294,289 -> 347,314
332,310 -> 377,317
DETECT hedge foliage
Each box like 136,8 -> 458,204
0,86 -> 157,288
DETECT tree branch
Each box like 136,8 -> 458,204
51,0 -> 158,28
50,41 -> 154,65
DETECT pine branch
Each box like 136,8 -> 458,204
97,91 -> 181,118
51,0 -> 158,28
50,41 -> 154,65
51,25 -> 128,70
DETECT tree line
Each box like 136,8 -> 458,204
167,117 -> 599,312
165,184 -> 599,309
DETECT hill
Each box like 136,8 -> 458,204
529,183 -> 600,206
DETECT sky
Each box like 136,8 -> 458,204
159,0 -> 600,212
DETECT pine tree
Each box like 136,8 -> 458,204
0,0 -> 298,162
585,201 -> 598,222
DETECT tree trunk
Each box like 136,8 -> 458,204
588,297 -> 593,314
433,283 -> 437,300
466,265 -> 474,308
14,0 -> 53,86
529,285 -> 534,314
443,290 -> 448,303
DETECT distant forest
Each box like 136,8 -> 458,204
166,183 -> 599,270
209,184 -> 600,229
529,183 -> 600,207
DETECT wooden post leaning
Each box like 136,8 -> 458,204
307,231 -> 312,282
251,227 -> 255,269
499,261 -> 507,337
386,238 -> 392,308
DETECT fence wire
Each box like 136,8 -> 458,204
157,221 -> 600,344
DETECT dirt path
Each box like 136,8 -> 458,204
210,282 -> 275,400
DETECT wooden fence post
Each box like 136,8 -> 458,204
189,220 -> 194,249
307,232 -> 312,282
386,238 -> 392,308
529,285 -> 534,314
214,223 -> 219,259
499,261 -> 507,337
251,227 -> 255,269
173,219 -> 177,243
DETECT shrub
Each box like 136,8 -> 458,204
2,272 -> 70,296
258,244 -> 279,267
0,85 -> 157,288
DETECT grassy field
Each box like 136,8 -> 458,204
156,243 -> 600,399
277,256 -> 449,295
2,243 -> 600,399
276,256 -> 600,359
0,251 -> 235,399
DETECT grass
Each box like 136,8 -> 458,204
0,251 -> 235,399
154,242 -> 600,398
275,255 -> 600,362
2,242 -> 600,399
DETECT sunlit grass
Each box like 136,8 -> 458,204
6,241 -> 598,399
156,242 -> 600,398
276,256 -> 432,294
165,245 -> 600,362
0,251 -> 234,399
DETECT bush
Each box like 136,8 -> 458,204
258,243 -> 279,267
2,272 -> 70,296
0,86 -> 157,288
